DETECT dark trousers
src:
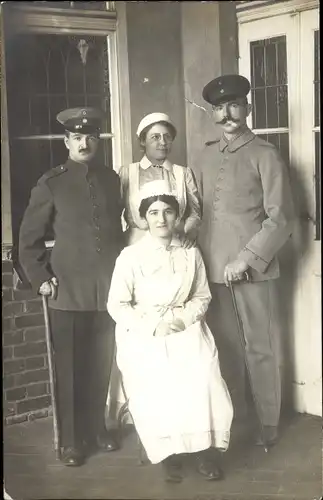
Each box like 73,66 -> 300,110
207,281 -> 281,427
48,309 -> 115,449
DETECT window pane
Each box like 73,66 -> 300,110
250,36 -> 288,129
314,30 -> 320,127
6,34 -> 111,137
257,133 -> 290,166
315,132 -> 321,240
18,1 -> 107,9
6,33 -> 114,250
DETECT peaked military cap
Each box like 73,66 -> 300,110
202,74 -> 251,106
56,107 -> 104,134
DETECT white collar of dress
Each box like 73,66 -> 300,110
139,155 -> 173,171
142,233 -> 182,251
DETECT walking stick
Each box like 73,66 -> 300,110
42,294 -> 61,459
228,274 -> 269,453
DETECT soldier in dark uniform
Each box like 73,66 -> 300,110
19,108 -> 125,466
197,75 -> 295,447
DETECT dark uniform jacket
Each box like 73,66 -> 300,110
19,158 -> 124,311
197,127 -> 295,284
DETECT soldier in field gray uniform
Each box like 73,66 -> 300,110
197,74 -> 295,446
19,108 -> 124,466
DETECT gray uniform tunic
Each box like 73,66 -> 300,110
197,127 -> 295,427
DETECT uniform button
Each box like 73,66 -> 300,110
214,196 -> 219,201
96,236 -> 100,241
90,194 -> 96,199
96,247 -> 101,253
218,177 -> 223,182
220,168 -> 225,172
216,187 -> 221,191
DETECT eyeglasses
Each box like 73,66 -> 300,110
147,133 -> 174,144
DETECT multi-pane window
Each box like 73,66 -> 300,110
314,29 -> 320,240
8,34 -> 112,168
250,36 -> 290,166
6,32 -> 113,250
17,1 -> 108,10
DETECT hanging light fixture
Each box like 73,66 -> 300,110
68,35 -> 95,66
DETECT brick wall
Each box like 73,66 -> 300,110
2,260 -> 52,425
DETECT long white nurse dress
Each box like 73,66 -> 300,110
107,234 -> 233,464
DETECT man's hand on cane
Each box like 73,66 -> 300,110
39,277 -> 58,299
224,259 -> 249,286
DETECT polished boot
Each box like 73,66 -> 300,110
162,455 -> 183,483
96,430 -> 120,452
60,447 -> 86,467
196,449 -> 223,481
255,425 -> 278,447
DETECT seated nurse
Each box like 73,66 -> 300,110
107,180 -> 233,483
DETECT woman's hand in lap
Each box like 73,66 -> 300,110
169,318 -> 186,333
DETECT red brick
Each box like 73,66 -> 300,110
23,299 -> 43,314
2,318 -> 14,333
3,330 -> 24,346
4,359 -> 26,375
5,413 -> 28,425
26,382 -> 49,398
4,402 -> 16,417
3,375 -> 16,390
13,289 -> 37,301
15,368 -> 49,386
24,326 -> 46,342
2,289 -> 13,302
2,260 -> 13,273
6,387 -> 27,401
15,314 -> 44,329
25,356 -> 45,370
17,395 -> 51,414
27,408 -> 49,421
2,301 -> 24,318
14,341 -> 47,358
3,346 -> 13,360
2,273 -> 13,288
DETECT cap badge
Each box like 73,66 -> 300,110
82,118 -> 88,124
82,110 -> 87,115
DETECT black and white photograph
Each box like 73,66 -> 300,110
1,1 -> 321,499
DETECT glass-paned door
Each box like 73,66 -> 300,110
5,33 -> 113,255
238,7 -> 321,417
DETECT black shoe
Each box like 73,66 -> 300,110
60,447 -> 86,467
96,431 -> 120,452
196,451 -> 223,481
255,426 -> 278,447
162,455 -> 183,483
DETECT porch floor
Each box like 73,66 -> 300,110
3,413 -> 322,500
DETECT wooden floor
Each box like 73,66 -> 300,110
3,413 -> 322,500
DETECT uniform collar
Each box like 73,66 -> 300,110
140,155 -> 173,171
219,126 -> 255,153
142,232 -> 182,251
65,158 -> 99,172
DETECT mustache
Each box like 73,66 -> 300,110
216,116 -> 240,125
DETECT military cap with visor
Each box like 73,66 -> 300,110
202,74 -> 251,106
56,107 -> 104,134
